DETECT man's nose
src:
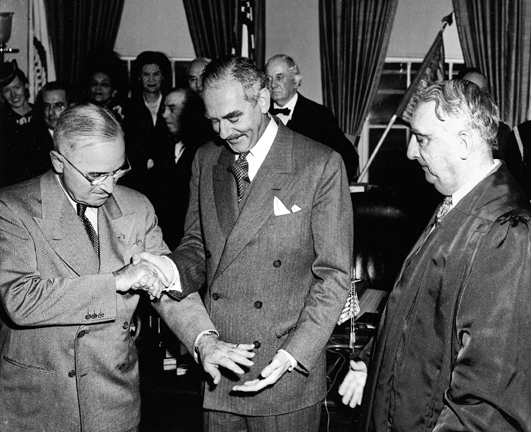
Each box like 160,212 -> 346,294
219,121 -> 231,139
98,176 -> 115,194
406,137 -> 419,160
197,78 -> 203,93
162,107 -> 170,119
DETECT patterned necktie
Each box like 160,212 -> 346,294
77,203 -> 99,256
435,196 -> 453,226
229,151 -> 251,202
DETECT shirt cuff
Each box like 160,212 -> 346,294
161,255 -> 181,293
193,329 -> 219,362
278,349 -> 297,372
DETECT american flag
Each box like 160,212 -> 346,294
28,0 -> 56,103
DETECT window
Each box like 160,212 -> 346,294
358,58 -> 464,185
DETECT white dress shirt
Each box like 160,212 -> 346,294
273,93 -> 298,125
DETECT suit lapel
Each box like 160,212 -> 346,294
98,195 -> 137,273
34,172 -> 100,275
213,146 -> 239,236
212,123 -> 296,282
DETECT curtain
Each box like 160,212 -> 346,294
46,0 -> 125,95
319,0 -> 398,137
453,0 -> 531,127
183,0 -> 266,69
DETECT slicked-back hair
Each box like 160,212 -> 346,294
36,81 -> 70,108
417,79 -> 499,149
202,55 -> 266,105
265,54 -> 301,75
54,103 -> 124,155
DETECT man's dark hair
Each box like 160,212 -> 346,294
202,55 -> 266,104
34,81 -> 70,109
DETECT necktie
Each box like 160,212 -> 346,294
271,107 -> 291,116
435,196 -> 453,226
77,203 -> 99,256
229,151 -> 251,202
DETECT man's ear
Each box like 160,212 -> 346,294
258,86 -> 271,114
293,72 -> 302,89
457,130 -> 473,160
50,150 -> 64,174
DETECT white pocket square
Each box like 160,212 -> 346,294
274,197 -> 300,216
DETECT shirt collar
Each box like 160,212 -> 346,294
240,116 -> 278,181
274,92 -> 298,111
452,159 -> 501,206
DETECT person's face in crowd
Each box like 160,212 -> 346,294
407,100 -> 462,196
163,91 -> 186,135
52,137 -> 127,208
265,59 -> 299,107
204,78 -> 270,154
1,75 -> 29,112
43,89 -> 68,130
141,63 -> 163,95
188,60 -> 208,95
89,72 -> 115,106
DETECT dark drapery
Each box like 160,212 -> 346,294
182,0 -> 266,69
453,0 -> 531,127
319,0 -> 398,137
46,0 -> 125,95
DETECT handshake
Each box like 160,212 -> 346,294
113,252 -> 178,300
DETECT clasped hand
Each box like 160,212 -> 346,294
114,253 -> 174,300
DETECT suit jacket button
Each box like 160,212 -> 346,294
91,313 -> 97,319
273,260 -> 281,268
85,314 -> 91,320
254,301 -> 262,309
123,321 -> 129,330
68,370 -> 76,378
212,293 -> 220,300
98,312 -> 104,318
253,340 -> 261,349
77,330 -> 86,338
206,250 -> 212,259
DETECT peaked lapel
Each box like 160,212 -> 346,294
98,194 -> 137,273
212,122 -> 297,282
34,172 -> 100,275
213,146 -> 239,236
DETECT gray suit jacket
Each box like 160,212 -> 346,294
170,122 -> 353,416
0,171 -> 213,432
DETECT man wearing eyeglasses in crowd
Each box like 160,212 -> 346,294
0,103 -> 214,432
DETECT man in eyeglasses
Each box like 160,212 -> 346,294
0,103 -> 215,432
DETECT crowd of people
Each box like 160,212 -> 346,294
1,50 -> 531,432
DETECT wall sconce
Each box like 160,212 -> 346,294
0,12 -> 19,64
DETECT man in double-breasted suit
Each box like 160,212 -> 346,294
140,55 -> 353,431
265,54 -> 359,181
0,103 -> 214,432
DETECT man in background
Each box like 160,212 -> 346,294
187,57 -> 211,96
265,54 -> 359,180
339,80 -> 531,431
0,103 -> 213,432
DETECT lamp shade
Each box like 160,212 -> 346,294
0,12 -> 14,46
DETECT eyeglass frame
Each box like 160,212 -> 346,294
58,151 -> 131,186
43,102 -> 67,112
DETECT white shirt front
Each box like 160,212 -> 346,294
236,116 -> 278,181
273,93 -> 298,125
